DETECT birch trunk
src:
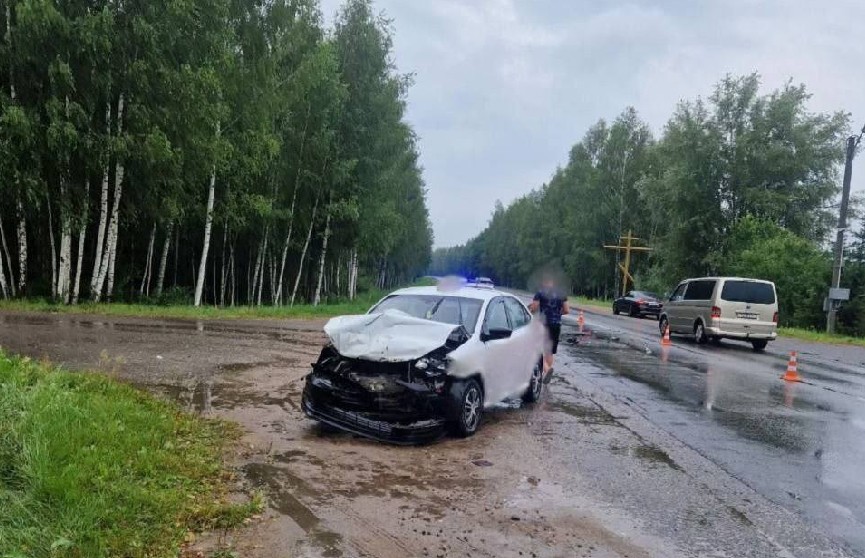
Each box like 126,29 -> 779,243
93,94 -> 125,302
16,199 -> 26,295
313,195 -> 333,306
0,248 -> 6,298
155,220 -> 172,297
250,233 -> 264,305
71,180 -> 90,304
220,224 -> 228,306
57,176 -> 74,304
290,193 -> 319,306
347,247 -> 358,300
255,226 -> 269,306
139,223 -> 156,296
229,241 -> 236,306
90,101 -> 111,295
274,196 -> 295,305
194,158 -> 218,307
105,219 -> 118,300
46,195 -> 58,299
0,214 -> 15,296
335,254 -> 341,297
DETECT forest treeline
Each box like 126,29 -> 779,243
0,0 -> 432,307
430,75 -> 865,334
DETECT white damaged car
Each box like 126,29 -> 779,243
302,285 -> 546,444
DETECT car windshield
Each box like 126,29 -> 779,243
371,294 -> 484,331
721,281 -> 775,304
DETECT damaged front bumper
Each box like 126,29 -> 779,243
301,347 -> 454,445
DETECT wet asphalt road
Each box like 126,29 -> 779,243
565,307 -> 865,556
1,309 -> 864,557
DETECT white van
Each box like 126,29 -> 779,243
659,277 -> 778,351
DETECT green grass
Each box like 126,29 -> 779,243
568,295 -> 612,312
0,292 -> 385,321
778,327 -> 865,348
0,351 -> 260,558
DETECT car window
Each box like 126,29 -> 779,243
721,281 -> 776,304
669,283 -> 686,301
684,280 -> 716,301
484,299 -> 510,332
504,297 -> 530,329
372,294 -> 484,331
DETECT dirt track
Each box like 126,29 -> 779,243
0,311 -> 853,558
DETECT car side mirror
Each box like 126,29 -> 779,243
481,327 -> 512,342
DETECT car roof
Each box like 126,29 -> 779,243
388,285 -> 510,302
679,276 -> 775,285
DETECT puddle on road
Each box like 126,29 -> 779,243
632,445 -> 683,472
150,379 -> 300,414
546,400 -> 616,424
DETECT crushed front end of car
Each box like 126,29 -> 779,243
302,311 -> 470,445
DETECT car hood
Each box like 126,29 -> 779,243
323,309 -> 463,362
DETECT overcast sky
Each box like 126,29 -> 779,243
319,0 -> 865,248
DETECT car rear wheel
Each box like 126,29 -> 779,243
522,359 -> 544,403
751,339 -> 768,352
449,379 -> 483,437
694,322 -> 708,344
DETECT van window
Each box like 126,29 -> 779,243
721,281 -> 775,304
684,280 -> 716,301
669,283 -> 686,301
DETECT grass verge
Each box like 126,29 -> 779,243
0,351 -> 259,558
778,327 -> 865,348
0,292 -> 385,321
568,296 -> 612,313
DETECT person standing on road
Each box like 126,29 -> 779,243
529,275 -> 570,382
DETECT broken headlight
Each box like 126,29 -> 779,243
414,356 -> 448,377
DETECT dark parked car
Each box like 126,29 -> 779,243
613,290 -> 663,318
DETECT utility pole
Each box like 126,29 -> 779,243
604,230 -> 652,297
827,129 -> 863,333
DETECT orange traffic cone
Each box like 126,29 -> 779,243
661,325 -> 672,347
782,351 -> 802,382
578,310 -> 585,329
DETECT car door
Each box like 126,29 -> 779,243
479,297 -> 517,405
666,282 -> 687,331
502,297 -> 541,398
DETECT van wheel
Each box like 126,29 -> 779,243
659,316 -> 669,336
694,322 -> 708,344
751,340 -> 768,351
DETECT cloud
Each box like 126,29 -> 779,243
320,0 -> 865,247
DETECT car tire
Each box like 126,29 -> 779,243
522,359 -> 544,403
659,316 -> 670,336
751,339 -> 768,352
612,303 -> 620,315
629,304 -> 638,318
449,378 -> 484,438
694,321 -> 708,345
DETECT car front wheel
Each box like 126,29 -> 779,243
612,303 -> 620,315
522,359 -> 544,403
449,379 -> 484,437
